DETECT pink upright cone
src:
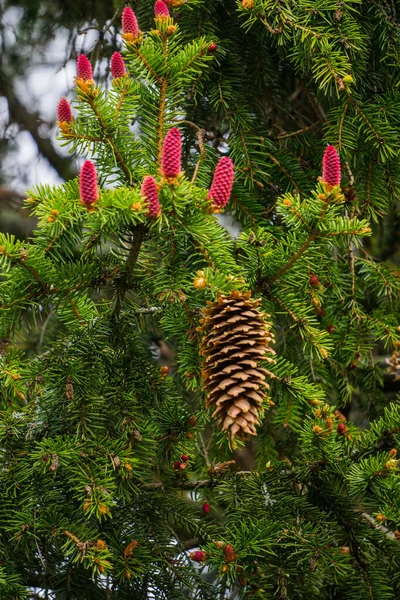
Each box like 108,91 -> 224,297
155,0 -> 170,18
57,98 -> 73,123
322,145 -> 341,187
79,161 -> 99,207
161,128 -> 182,178
122,7 -> 139,37
77,55 -> 93,81
141,176 -> 161,218
111,52 -> 127,78
207,157 -> 234,208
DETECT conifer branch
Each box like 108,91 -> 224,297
113,225 -> 147,317
267,198 -> 332,285
266,152 -> 303,197
260,18 -> 283,35
157,78 -> 168,163
87,98 -> 133,184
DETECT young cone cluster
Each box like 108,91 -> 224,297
322,145 -> 341,188
122,7 -> 139,37
207,157 -> 234,209
77,55 -> 93,81
57,98 -> 73,124
141,176 -> 161,217
199,291 -> 275,439
155,0 -> 170,18
79,160 -> 99,208
110,52 -> 126,79
161,128 -> 181,178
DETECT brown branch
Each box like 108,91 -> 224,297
113,225 -> 147,317
131,47 -> 161,82
0,187 -> 25,210
266,152 -> 303,198
276,124 -> 317,140
261,17 -> 284,35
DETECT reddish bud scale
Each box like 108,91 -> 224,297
202,502 -> 211,514
122,7 -> 139,36
77,55 -> 93,81
111,52 -> 126,78
181,454 -> 189,462
208,43 -> 217,53
57,98 -> 73,123
327,324 -> 335,333
173,461 -> 181,470
224,543 -> 236,563
310,274 -> 320,288
190,550 -> 207,562
207,157 -> 234,208
322,145 -> 341,187
141,176 -> 161,217
155,0 -> 170,17
79,161 -> 99,206
161,128 -> 182,178
337,423 -> 346,435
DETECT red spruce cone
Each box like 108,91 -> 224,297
208,43 -> 217,53
161,128 -> 181,178
79,161 -> 99,207
207,157 -> 234,209
57,98 -> 73,124
199,291 -> 275,439
202,502 -> 211,514
322,145 -> 341,188
111,52 -> 126,78
122,7 -> 139,37
141,176 -> 161,217
77,55 -> 93,81
155,0 -> 170,17
190,550 -> 207,562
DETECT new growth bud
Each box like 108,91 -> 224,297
122,7 -> 139,37
207,157 -> 234,209
77,55 -> 93,81
57,98 -> 73,124
161,128 -> 182,178
79,161 -> 99,208
190,550 -> 207,562
155,0 -> 170,18
111,52 -> 127,79
141,176 -> 161,217
322,145 -> 341,188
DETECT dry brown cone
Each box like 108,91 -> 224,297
199,290 -> 275,439
387,350 -> 400,381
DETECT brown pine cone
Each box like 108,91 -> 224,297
199,291 -> 275,439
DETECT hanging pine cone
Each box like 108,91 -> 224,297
199,291 -> 275,439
